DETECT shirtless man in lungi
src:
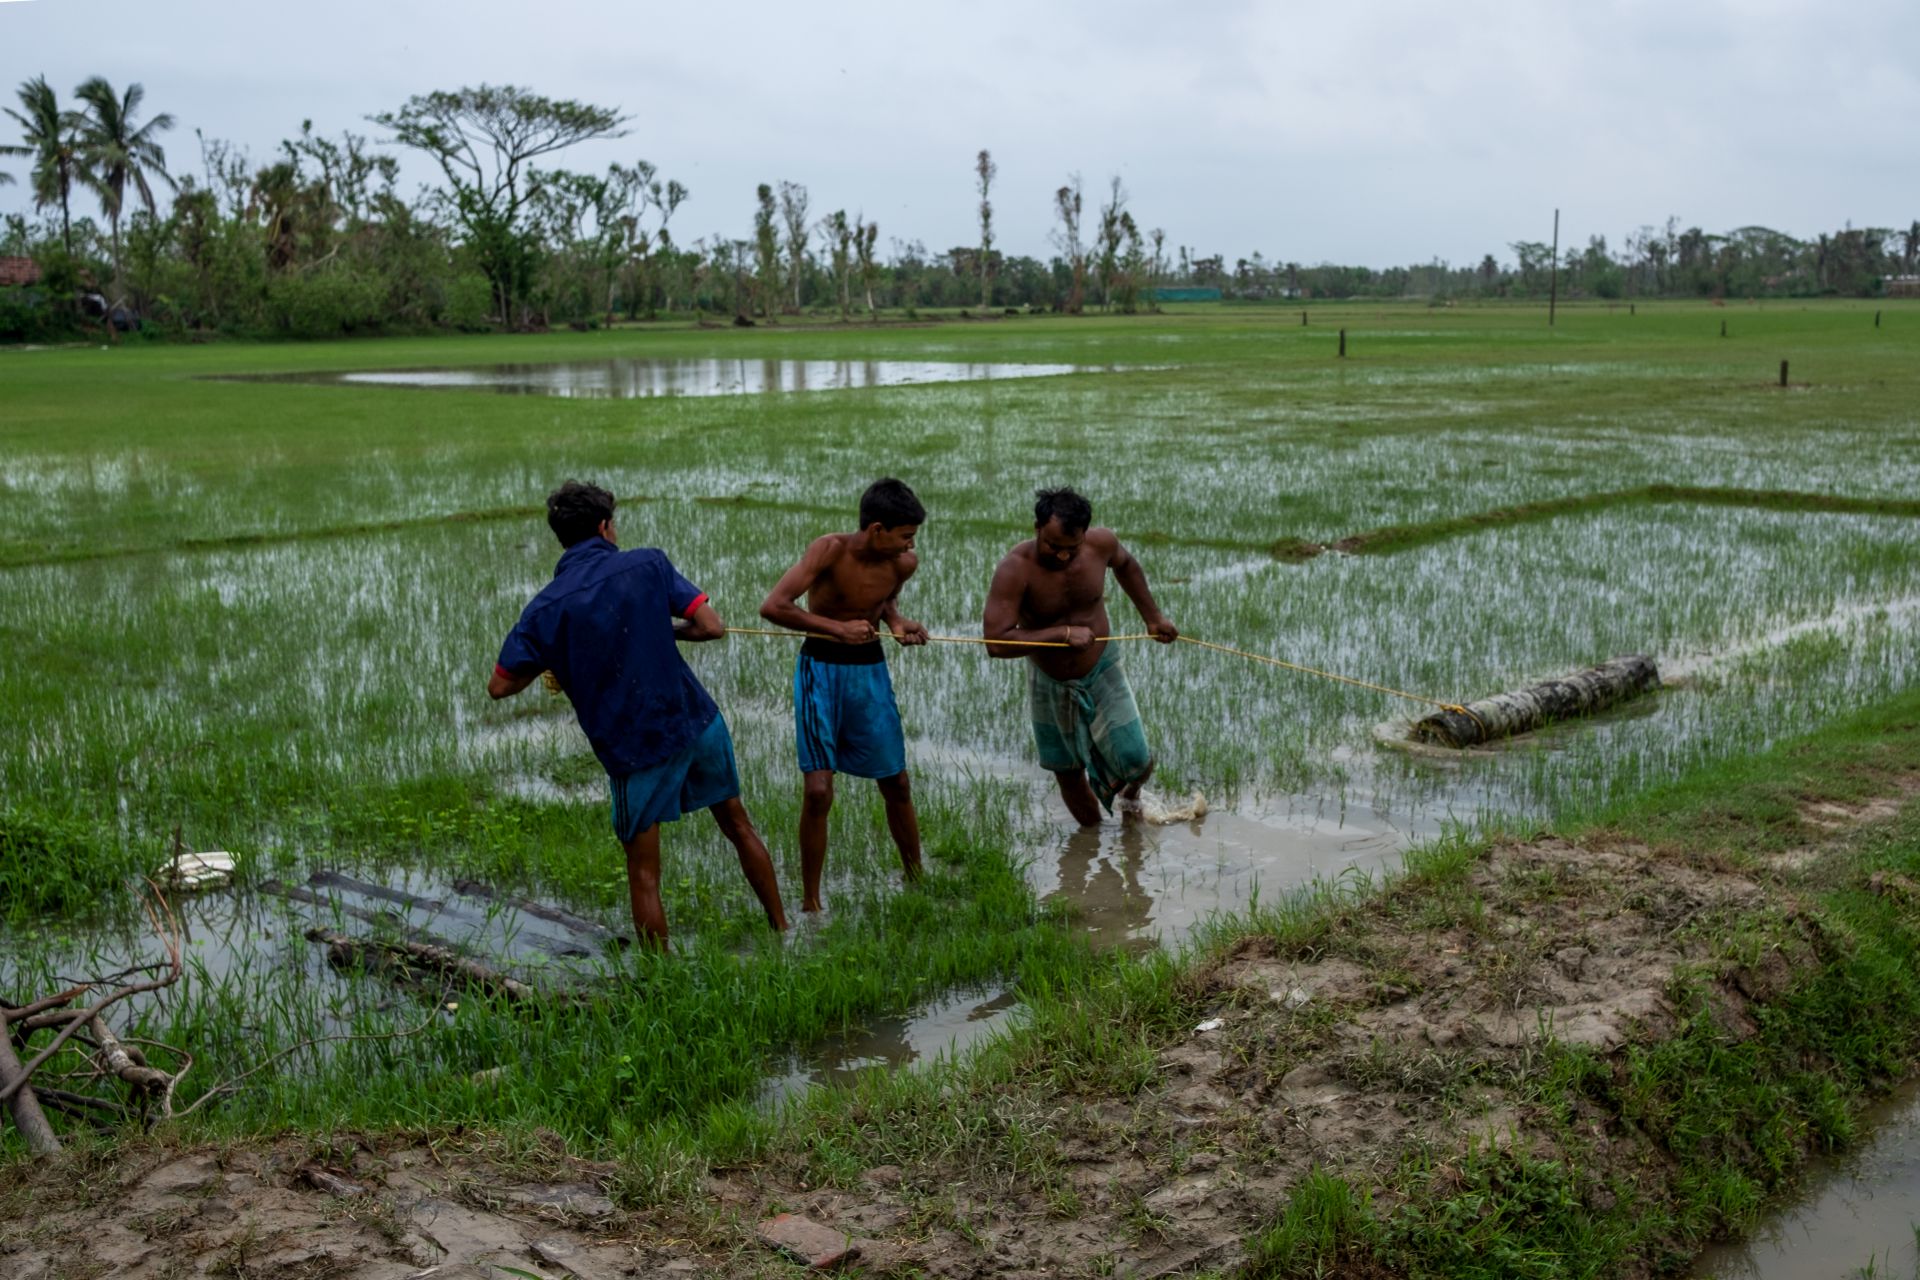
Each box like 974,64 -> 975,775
761,478 -> 929,911
982,487 -> 1178,824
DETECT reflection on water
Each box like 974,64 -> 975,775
758,986 -> 1022,1109
762,773 -> 1429,1101
1692,1078 -> 1920,1279
1033,790 -> 1422,952
218,358 -> 1106,399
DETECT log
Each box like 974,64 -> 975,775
88,1016 -> 173,1098
306,928 -> 539,1003
266,880 -> 594,960
0,1025 -> 61,1155
451,879 -> 627,948
1410,656 -> 1662,748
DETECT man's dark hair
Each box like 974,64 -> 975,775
859,477 -> 926,530
547,480 -> 616,547
1033,486 -> 1092,534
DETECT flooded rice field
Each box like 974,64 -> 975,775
216,357 -> 1105,399
8,314 -> 1920,1275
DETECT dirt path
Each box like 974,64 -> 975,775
5,780 -> 1915,1279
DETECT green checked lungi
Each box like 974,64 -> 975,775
1028,646 -> 1154,811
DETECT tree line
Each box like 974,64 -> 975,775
3,79 -> 1915,342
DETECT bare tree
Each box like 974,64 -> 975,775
855,216 -> 880,320
1094,176 -> 1127,312
753,183 -> 782,321
975,148 -> 996,309
822,208 -> 853,322
1148,226 -> 1165,311
1052,174 -> 1085,313
619,160 -> 687,320
778,179 -> 809,311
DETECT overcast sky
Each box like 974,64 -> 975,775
3,0 -> 1915,266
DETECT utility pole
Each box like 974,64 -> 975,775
1548,208 -> 1560,327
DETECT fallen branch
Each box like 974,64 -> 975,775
0,1024 -> 61,1155
0,885 -> 183,1109
307,927 -> 539,1003
88,1014 -> 174,1098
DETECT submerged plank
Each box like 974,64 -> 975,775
452,878 -> 627,947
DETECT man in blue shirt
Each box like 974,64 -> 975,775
488,481 -> 787,950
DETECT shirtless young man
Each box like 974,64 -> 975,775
982,486 -> 1178,825
760,478 -> 929,911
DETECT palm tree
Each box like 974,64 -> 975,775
73,76 -> 174,288
1,76 -> 82,255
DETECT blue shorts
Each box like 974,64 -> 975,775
609,714 -> 740,842
793,647 -> 907,779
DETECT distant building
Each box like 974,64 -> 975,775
1887,276 -> 1920,299
0,256 -> 43,288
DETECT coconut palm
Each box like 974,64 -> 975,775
72,76 -> 175,288
1,76 -> 82,254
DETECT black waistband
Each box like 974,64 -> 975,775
801,637 -> 886,665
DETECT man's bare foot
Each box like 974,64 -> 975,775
802,898 -> 824,913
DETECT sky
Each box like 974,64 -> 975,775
2,0 -> 1915,267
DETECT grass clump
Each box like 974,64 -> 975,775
0,805 -> 134,919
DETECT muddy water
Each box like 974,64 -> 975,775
761,756 -> 1434,1104
0,869 -> 623,1036
219,358 -> 1103,399
758,986 -> 1021,1108
1692,1079 -> 1920,1279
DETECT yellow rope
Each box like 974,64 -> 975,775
722,625 -> 1156,650
1172,635 -> 1479,721
723,626 -> 1477,722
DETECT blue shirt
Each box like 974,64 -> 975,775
496,537 -> 717,776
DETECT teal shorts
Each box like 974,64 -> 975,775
793,647 -> 907,779
609,714 -> 740,842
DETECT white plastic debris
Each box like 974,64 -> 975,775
161,849 -> 235,891
1273,987 -> 1313,1009
1194,1018 -> 1225,1033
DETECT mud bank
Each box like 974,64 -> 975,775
7,744 -> 1920,1278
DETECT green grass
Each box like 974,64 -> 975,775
3,299 -> 1919,1168
1232,688 -> 1920,1278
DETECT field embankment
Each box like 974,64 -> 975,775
8,688 -> 1920,1278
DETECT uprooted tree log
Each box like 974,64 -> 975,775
1411,655 -> 1663,748
307,927 -> 540,1003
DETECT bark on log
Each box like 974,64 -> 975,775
1410,656 -> 1662,748
305,928 -> 539,1003
451,879 -> 626,948
88,1016 -> 173,1097
0,1025 -> 61,1155
266,879 -> 589,960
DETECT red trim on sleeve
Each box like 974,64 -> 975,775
494,663 -> 514,681
682,593 -> 709,619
